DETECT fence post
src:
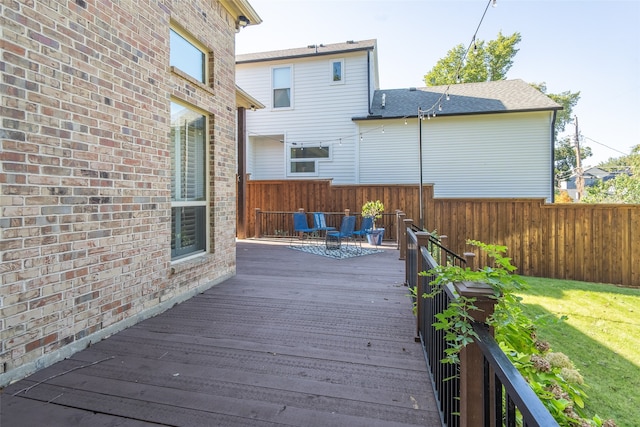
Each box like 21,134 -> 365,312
254,208 -> 261,238
455,281 -> 497,427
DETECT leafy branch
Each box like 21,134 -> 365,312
419,240 -> 616,427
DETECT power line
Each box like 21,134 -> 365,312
583,136 -> 630,156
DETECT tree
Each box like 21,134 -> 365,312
598,144 -> 640,173
529,83 -> 581,137
529,83 -> 588,187
424,32 -> 522,86
555,190 -> 573,203
582,145 -> 640,204
553,136 -> 592,187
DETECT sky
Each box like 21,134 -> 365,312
236,0 -> 640,167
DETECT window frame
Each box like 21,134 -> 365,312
170,25 -> 208,84
287,143 -> 332,177
271,65 -> 293,110
170,98 -> 210,261
330,58 -> 345,84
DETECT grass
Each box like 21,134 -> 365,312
518,277 -> 640,427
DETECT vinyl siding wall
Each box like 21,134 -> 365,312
237,51 -> 371,183
357,111 -> 553,199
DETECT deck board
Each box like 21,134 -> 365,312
1,240 -> 441,426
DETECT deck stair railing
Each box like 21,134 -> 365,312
405,225 -> 559,427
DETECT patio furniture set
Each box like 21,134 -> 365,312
291,212 -> 375,255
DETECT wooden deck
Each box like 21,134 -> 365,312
1,240 -> 441,426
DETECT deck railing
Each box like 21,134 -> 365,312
405,226 -> 559,427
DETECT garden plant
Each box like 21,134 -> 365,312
420,240 -> 617,427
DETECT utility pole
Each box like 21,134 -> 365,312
574,116 -> 584,201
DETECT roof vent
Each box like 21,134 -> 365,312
381,93 -> 386,108
409,87 -> 417,91
346,40 -> 356,44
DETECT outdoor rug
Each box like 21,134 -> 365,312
289,243 -> 383,259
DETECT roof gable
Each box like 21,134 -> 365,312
361,79 -> 561,119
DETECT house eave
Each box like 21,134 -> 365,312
219,0 -> 262,28
236,85 -> 264,110
351,107 -> 563,121
236,46 -> 375,65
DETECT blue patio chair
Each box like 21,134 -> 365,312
313,212 -> 336,235
325,215 -> 356,254
291,212 -> 318,246
352,216 -> 374,252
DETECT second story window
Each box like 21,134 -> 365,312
331,59 -> 344,83
170,28 -> 206,83
272,66 -> 291,108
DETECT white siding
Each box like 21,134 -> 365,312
357,112 -> 553,199
249,135 -> 284,180
358,119 -> 420,183
237,53 -> 553,199
237,51 -> 370,183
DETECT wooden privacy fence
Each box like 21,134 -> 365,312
428,200 -> 640,287
241,179 -> 640,287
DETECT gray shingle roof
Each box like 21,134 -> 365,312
360,79 -> 562,120
236,39 -> 376,64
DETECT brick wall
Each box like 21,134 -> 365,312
0,0 -> 240,385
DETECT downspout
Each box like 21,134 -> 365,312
550,110 -> 557,203
367,50 -> 372,115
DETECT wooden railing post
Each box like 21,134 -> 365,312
403,219 -> 414,286
464,252 -> 476,271
455,281 -> 498,427
396,210 -> 407,259
401,218 -> 412,262
395,210 -> 402,250
415,232 -> 430,338
254,208 -> 261,238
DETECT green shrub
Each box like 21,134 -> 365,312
420,240 -> 617,427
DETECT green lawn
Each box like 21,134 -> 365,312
518,277 -> 640,427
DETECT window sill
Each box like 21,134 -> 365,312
170,66 -> 214,96
170,251 -> 211,275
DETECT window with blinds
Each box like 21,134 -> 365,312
170,101 -> 207,259
272,66 -> 292,108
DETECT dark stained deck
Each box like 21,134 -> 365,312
1,240 -> 441,426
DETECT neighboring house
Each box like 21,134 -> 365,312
236,40 -> 561,199
559,166 -> 630,200
236,40 -> 378,183
0,0 -> 260,386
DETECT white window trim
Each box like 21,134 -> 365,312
170,23 -> 209,85
169,98 -> 211,261
330,58 -> 345,85
286,142 -> 332,177
271,64 -> 294,110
